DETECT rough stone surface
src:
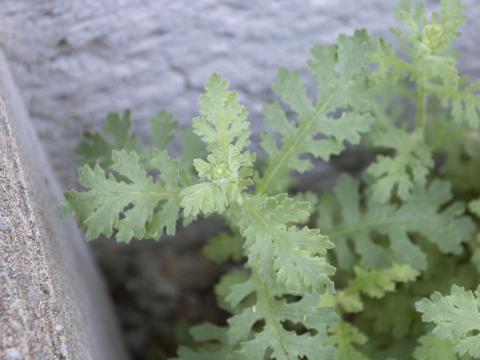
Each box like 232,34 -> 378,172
0,0 -> 478,186
0,50 -> 127,360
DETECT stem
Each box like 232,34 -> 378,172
416,78 -> 427,130
232,200 -> 293,358
179,169 -> 193,187
256,93 -> 334,194
251,270 -> 290,358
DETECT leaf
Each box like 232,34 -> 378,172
172,347 -> 226,360
469,199 -> 480,218
386,0 -> 480,129
328,322 -> 371,360
225,282 -> 257,312
358,290 -> 419,340
193,73 -> 250,153
228,280 -> 339,360
257,30 -> 375,194
151,110 -> 177,149
203,232 -> 244,263
239,193 -> 335,294
322,264 -> 419,313
180,182 -> 228,218
65,150 -> 180,241
202,191 -> 339,360
76,110 -> 142,167
172,324 -> 231,360
145,150 -> 182,236
416,285 -> 480,358
393,0 -> 464,71
349,264 -> 418,300
367,127 -> 433,203
178,126 -> 207,174
56,201 -> 75,219
427,114 -> 480,194
370,37 -> 415,84
182,74 -> 254,218
413,334 -> 459,360
215,270 -> 252,313
429,73 -> 480,134
76,110 -> 180,171
318,175 -> 474,271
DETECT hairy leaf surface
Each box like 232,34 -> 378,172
257,30 -> 375,194
318,175 -> 474,270
321,264 -> 419,313
367,127 -> 433,202
416,285 -> 480,358
239,194 -> 335,294
64,150 -> 180,241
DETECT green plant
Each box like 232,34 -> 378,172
60,0 -> 480,358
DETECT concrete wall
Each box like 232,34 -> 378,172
1,0 -> 479,186
0,50 -> 127,359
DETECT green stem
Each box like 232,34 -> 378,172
256,93 -> 334,194
179,169 -> 193,187
416,78 -> 427,130
233,200 -> 292,358
251,270 -> 290,358
386,55 -> 418,77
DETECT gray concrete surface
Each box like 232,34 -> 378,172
0,0 -> 479,186
0,49 -> 127,360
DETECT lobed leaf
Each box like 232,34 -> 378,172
327,322 -> 371,360
65,150 -> 180,241
203,232 -> 244,264
215,270 -> 252,313
193,73 -> 250,153
257,30 -> 375,194
413,334 -> 459,360
172,324 -> 231,360
321,264 -> 419,313
239,194 -> 335,294
178,126 -> 208,175
183,74 -> 254,218
228,280 -> 338,360
427,114 -> 480,194
76,110 -> 180,170
382,0 -> 480,129
367,127 -> 433,203
76,110 -> 143,167
151,110 -> 178,149
416,285 -> 480,358
318,174 -> 474,271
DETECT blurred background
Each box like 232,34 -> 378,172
1,1 -> 479,359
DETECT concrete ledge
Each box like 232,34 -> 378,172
0,49 -> 127,359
